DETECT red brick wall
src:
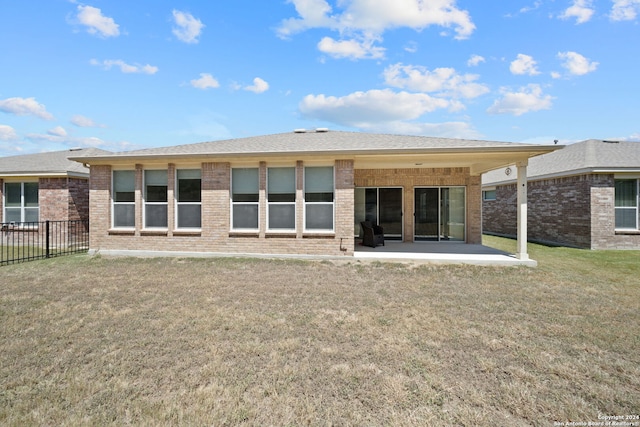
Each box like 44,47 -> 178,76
483,174 -> 640,249
38,177 -> 88,222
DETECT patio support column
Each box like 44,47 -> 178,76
516,160 -> 528,260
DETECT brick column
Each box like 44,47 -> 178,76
296,160 -> 304,237
259,161 -> 267,238
135,164 -> 143,235
167,164 -> 175,236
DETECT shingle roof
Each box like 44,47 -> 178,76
73,130 -> 550,161
0,147 -> 111,177
483,139 -> 640,185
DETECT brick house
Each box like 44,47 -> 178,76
482,139 -> 640,249
72,130 -> 559,259
0,148 -> 109,224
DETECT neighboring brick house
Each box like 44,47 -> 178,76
72,130 -> 558,259
0,148 -> 109,224
482,139 -> 640,249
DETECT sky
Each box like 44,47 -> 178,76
1,0 -> 639,157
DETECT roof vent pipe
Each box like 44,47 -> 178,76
315,128 -> 329,133
294,128 -> 307,133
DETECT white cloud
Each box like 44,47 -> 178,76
467,54 -> 485,67
76,5 -> 120,37
190,73 -> 220,90
0,124 -> 18,141
91,59 -> 158,75
277,0 -> 475,43
610,0 -> 640,21
244,77 -> 270,94
299,89 -> 454,126
487,84 -> 553,116
510,54 -> 540,75
318,36 -> 385,60
559,0 -> 595,24
172,10 -> 204,44
71,114 -> 104,127
550,71 -> 562,79
557,51 -> 598,75
26,132 -> 106,148
383,63 -> 489,99
47,126 -> 67,137
0,97 -> 54,120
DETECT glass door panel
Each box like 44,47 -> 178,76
379,188 -> 402,238
441,187 -> 465,241
414,188 -> 439,241
354,187 -> 403,240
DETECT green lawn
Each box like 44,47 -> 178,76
0,237 -> 638,426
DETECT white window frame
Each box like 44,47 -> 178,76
111,170 -> 135,229
614,178 -> 639,230
303,166 -> 335,233
3,181 -> 39,223
231,167 -> 260,232
175,169 -> 202,230
267,167 -> 296,232
143,170 -> 168,230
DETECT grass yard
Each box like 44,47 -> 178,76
0,237 -> 638,426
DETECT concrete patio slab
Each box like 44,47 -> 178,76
354,242 -> 537,267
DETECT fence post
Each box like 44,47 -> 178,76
46,220 -> 50,259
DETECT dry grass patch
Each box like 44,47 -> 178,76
0,242 -> 638,426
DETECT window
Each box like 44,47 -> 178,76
231,168 -> 259,230
176,169 -> 202,229
615,179 -> 639,230
4,182 -> 39,223
482,189 -> 496,201
112,170 -> 135,228
267,167 -> 296,231
304,166 -> 334,231
144,170 -> 168,228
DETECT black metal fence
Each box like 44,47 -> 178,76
0,220 -> 89,266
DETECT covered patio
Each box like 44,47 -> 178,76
354,241 -> 537,267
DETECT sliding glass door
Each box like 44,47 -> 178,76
414,187 -> 465,242
355,187 -> 403,240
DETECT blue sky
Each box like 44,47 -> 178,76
1,0 -> 639,156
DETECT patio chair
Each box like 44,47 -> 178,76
361,221 -> 385,248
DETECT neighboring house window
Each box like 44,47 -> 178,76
144,170 -> 168,228
615,179 -> 639,230
3,182 -> 39,223
176,169 -> 202,229
304,166 -> 334,231
112,170 -> 135,228
482,189 -> 496,201
267,167 -> 296,231
231,168 -> 259,230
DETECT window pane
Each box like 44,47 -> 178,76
268,167 -> 295,198
5,208 -> 21,223
114,204 -> 135,227
305,167 -> 333,193
114,171 -> 135,202
24,208 -> 39,222
145,204 -> 168,227
233,204 -> 258,229
5,183 -> 21,207
615,208 -> 637,229
305,192 -> 333,202
24,183 -> 39,207
232,168 -> 259,199
146,185 -> 168,202
306,204 -> 333,230
615,180 -> 637,207
177,204 -> 201,228
177,170 -> 201,202
269,204 -> 295,229
145,170 -> 167,202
